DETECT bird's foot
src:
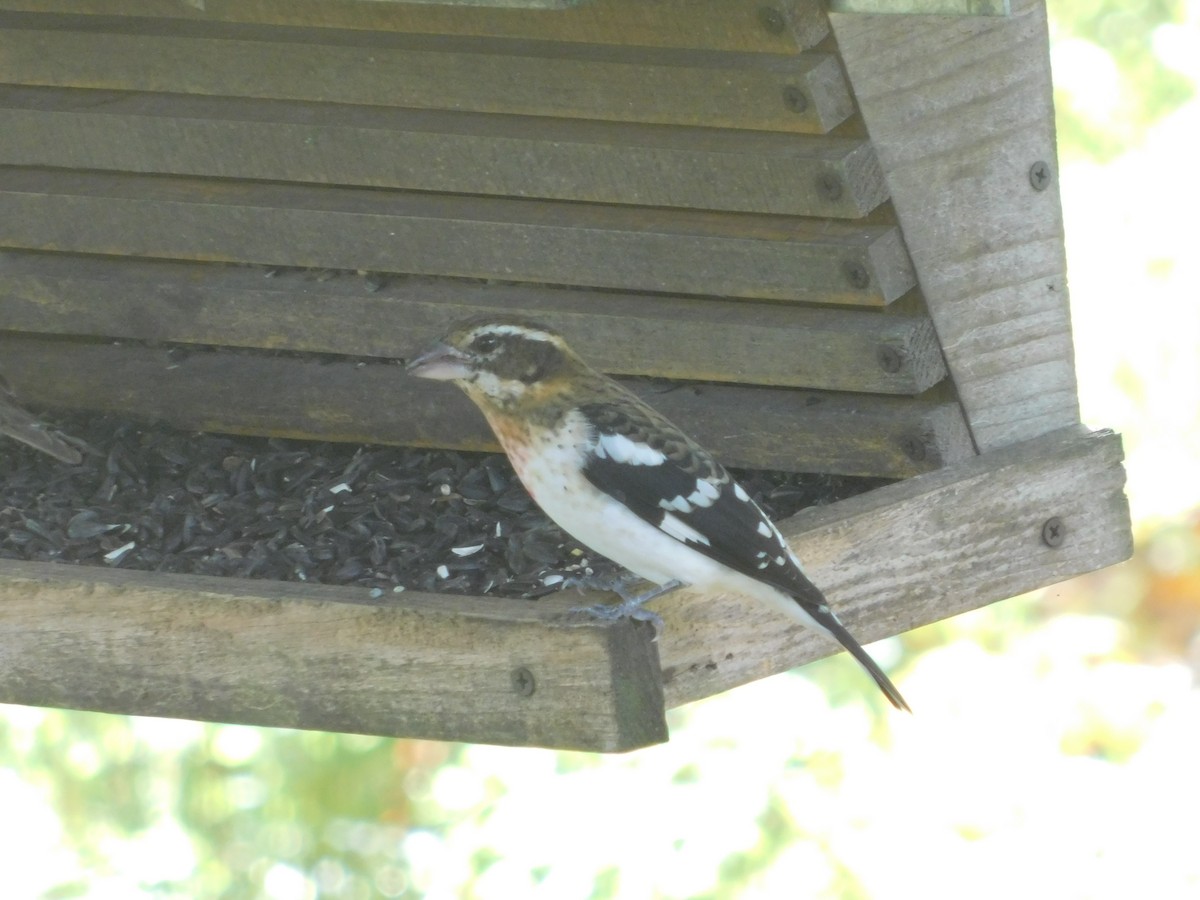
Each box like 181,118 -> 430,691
567,578 -> 684,641
562,569 -> 644,602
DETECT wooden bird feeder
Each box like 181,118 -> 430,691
0,0 -> 1132,750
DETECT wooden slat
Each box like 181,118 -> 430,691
0,169 -> 916,305
0,12 -> 852,134
0,426 -> 1130,748
0,335 -> 973,477
0,86 -> 886,218
0,560 -> 667,752
830,0 -> 1010,13
0,0 -> 831,53
656,426 -> 1131,708
830,0 -> 1079,450
0,252 -> 947,394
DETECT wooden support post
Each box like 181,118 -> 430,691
830,0 -> 1078,450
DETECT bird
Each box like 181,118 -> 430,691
406,315 -> 909,711
0,369 -> 83,465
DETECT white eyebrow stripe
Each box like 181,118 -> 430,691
475,324 -> 555,342
596,433 -> 666,466
659,512 -> 711,546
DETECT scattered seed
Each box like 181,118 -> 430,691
0,412 -> 888,599
104,540 -> 136,564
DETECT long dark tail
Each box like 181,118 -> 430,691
817,609 -> 911,713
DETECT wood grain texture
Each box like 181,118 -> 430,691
830,0 -> 1079,449
0,560 -> 667,751
0,169 -> 915,305
0,251 -> 946,394
0,86 -> 885,218
0,12 -> 850,134
0,427 -> 1129,748
0,0 -> 831,53
653,426 -> 1131,708
0,335 -> 972,477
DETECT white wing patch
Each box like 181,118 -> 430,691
756,520 -> 773,538
658,476 -> 721,514
659,512 -> 711,547
688,479 -> 720,506
733,483 -> 750,502
596,432 -> 666,466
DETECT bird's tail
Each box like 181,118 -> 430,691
815,609 -> 911,713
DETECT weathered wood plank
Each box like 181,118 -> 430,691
0,252 -> 947,394
655,426 -> 1131,708
0,426 -> 1129,747
0,86 -> 886,218
0,560 -> 667,751
830,0 -> 1010,13
0,12 -> 851,134
830,0 -> 1079,449
0,335 -> 972,477
0,169 -> 915,305
0,0 -> 831,53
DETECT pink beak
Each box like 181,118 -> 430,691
405,342 -> 472,381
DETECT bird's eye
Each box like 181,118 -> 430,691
472,334 -> 500,354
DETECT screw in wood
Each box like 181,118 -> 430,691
818,172 -> 844,202
511,667 -> 536,697
757,6 -> 786,34
876,344 -> 903,374
1041,516 -> 1066,548
843,260 -> 870,290
782,85 -> 808,113
1029,161 -> 1052,191
900,434 -> 927,462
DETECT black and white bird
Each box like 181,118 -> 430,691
0,370 -> 82,464
407,316 -> 908,711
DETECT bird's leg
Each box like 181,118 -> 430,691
561,569 -> 643,599
567,577 -> 685,640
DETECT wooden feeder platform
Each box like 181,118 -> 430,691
0,0 -> 1132,751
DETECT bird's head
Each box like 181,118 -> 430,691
406,316 -> 582,407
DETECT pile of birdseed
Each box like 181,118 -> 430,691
0,413 -> 888,598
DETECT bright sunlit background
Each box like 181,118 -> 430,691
3,2 -> 1199,897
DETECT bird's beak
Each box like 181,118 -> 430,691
405,342 -> 472,381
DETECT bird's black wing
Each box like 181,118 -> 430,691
577,401 -> 827,609
578,400 -> 911,713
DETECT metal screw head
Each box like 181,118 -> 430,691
876,344 -> 903,374
782,85 -> 808,114
900,434 -> 927,462
1029,161 -> 1051,191
1041,516 -> 1066,548
843,260 -> 870,290
511,667 -> 536,697
817,172 -> 843,202
757,6 -> 786,34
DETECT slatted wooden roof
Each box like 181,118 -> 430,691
0,0 -> 979,479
